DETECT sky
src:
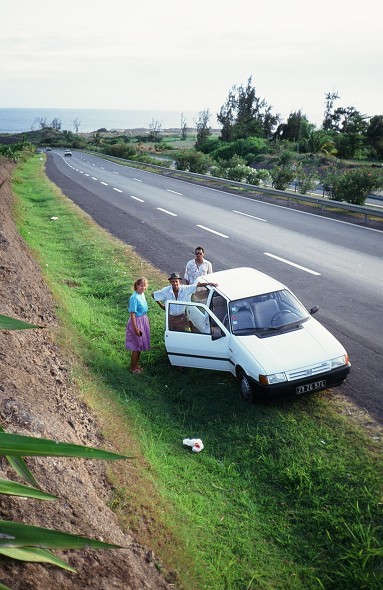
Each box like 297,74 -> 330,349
1,0 -> 382,127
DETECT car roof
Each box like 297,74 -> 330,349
200,267 -> 286,300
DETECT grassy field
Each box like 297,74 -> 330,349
11,155 -> 383,589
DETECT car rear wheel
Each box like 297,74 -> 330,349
238,370 -> 255,403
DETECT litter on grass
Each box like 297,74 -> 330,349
183,438 -> 204,453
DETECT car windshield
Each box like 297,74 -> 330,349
229,290 -> 309,334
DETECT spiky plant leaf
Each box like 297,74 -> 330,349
0,426 -> 40,488
0,546 -> 76,572
0,520 -> 121,550
0,315 -> 41,330
0,478 -> 56,501
0,433 -> 129,460
0,581 -> 12,590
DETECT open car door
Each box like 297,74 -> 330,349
165,301 -> 233,372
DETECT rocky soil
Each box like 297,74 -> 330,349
0,160 -> 171,589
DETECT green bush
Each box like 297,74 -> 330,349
174,150 -> 213,174
325,168 -> 383,204
103,144 -> 137,159
211,137 -> 268,163
270,164 -> 295,190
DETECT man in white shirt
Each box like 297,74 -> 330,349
152,272 -> 217,331
184,247 -> 213,285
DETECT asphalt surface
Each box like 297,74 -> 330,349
45,150 -> 383,424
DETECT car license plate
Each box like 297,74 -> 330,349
296,380 -> 326,394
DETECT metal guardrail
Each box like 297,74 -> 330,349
90,152 -> 383,227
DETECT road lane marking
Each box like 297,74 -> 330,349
91,177 -> 98,180
197,224 -> 229,238
113,188 -> 123,193
84,173 -> 89,177
232,209 -> 267,222
264,253 -> 321,275
130,195 -> 145,202
101,182 -> 108,186
167,189 -> 183,195
157,208 -> 177,216
133,178 -> 142,182
113,171 -> 119,175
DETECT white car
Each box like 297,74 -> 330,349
64,149 -> 72,157
164,267 -> 351,401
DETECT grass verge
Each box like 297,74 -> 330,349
11,155 -> 383,590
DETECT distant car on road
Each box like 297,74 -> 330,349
45,147 -> 52,152
64,149 -> 72,157
164,267 -> 351,402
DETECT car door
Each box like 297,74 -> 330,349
165,301 -> 233,372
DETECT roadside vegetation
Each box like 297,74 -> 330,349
8,154 -> 383,589
2,79 -> 383,205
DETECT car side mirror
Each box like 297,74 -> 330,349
309,305 -> 319,315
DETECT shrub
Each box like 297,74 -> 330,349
174,150 -> 213,174
270,165 -> 295,190
325,168 -> 383,204
295,165 -> 319,194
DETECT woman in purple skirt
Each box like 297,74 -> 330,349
125,277 -> 150,373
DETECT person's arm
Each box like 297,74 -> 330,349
151,292 -> 165,311
130,311 -> 142,336
196,281 -> 218,288
184,262 -> 190,285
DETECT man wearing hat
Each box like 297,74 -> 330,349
152,273 -> 217,331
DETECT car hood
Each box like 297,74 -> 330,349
236,319 -> 346,374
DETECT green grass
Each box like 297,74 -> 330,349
11,155 -> 383,589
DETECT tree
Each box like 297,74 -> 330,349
73,118 -> 81,134
366,115 -> 383,159
323,91 -> 340,130
180,113 -> 188,140
148,118 -> 162,142
194,109 -> 212,150
274,110 -> 314,149
217,77 -> 280,141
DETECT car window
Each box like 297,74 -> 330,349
229,290 -> 308,333
210,293 -> 228,325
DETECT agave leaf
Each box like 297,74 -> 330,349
0,520 -> 121,550
0,546 -> 77,572
0,315 -> 41,330
0,425 -> 40,488
0,433 -> 129,460
0,478 -> 56,501
3,455 -> 40,488
0,581 -> 12,590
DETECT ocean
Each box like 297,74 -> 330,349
0,108 -> 202,134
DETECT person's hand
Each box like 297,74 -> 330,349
135,329 -> 142,336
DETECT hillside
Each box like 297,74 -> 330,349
0,160 -> 172,589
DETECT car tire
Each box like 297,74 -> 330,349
238,370 -> 255,403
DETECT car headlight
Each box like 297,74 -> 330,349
259,372 -> 287,385
330,354 -> 349,369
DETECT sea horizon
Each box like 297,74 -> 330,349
0,108 -> 206,134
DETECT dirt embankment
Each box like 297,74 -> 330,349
0,160 -> 171,589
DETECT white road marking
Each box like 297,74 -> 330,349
113,188 -> 123,193
113,171 -> 119,175
84,173 -> 89,177
232,209 -> 267,222
133,178 -> 142,182
197,224 -> 229,238
79,171 -> 84,174
91,177 -> 98,180
167,189 -> 183,195
264,253 -> 321,275
101,181 -> 108,186
157,208 -> 177,216
130,195 -> 145,202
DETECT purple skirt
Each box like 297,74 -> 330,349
125,315 -> 150,351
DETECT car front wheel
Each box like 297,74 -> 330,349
238,370 -> 255,403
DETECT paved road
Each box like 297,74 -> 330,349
46,150 -> 383,423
